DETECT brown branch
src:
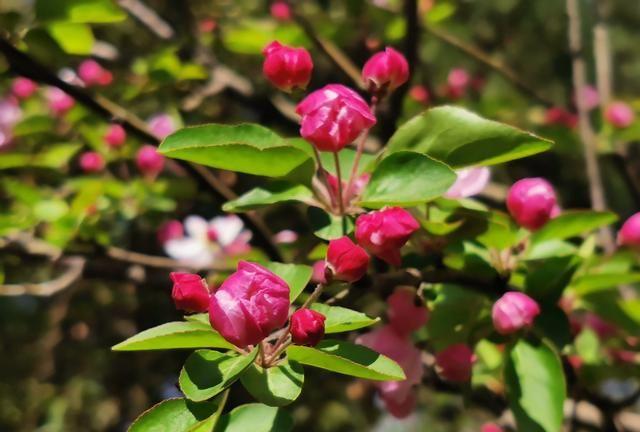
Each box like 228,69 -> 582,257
566,0 -> 615,254
0,34 -> 283,262
424,24 -> 557,108
593,0 -> 613,107
105,246 -> 234,272
0,256 -> 85,296
117,0 -> 174,40
287,3 -> 364,89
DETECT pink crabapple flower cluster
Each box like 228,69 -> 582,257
161,215 -> 252,269
357,287 -> 428,418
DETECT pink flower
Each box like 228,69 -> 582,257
136,145 -> 165,176
618,212 -> 640,250
104,124 -> 126,148
492,292 -> 540,335
170,272 -> 210,313
362,47 -> 409,93
274,229 -> 298,244
262,41 -> 313,92
544,107 -> 578,128
79,151 -> 105,173
445,167 -> 490,199
148,114 -> 176,139
605,101 -> 635,128
296,84 -> 376,152
326,236 -> 370,283
481,423 -> 504,432
290,308 -> 326,346
209,261 -> 290,348
575,85 -> 599,111
77,59 -> 113,87
357,325 -> 423,418
387,287 -> 428,337
157,220 -> 184,245
435,343 -> 475,382
409,85 -> 430,105
47,87 -> 75,116
506,177 -> 558,231
270,1 -> 292,21
355,207 -> 419,266
11,77 -> 37,100
311,260 -> 327,284
447,68 -> 470,99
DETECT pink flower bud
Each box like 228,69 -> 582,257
362,47 -> 409,93
618,212 -> 640,250
270,1 -> 292,21
387,287 -> 428,337
409,85 -> 430,105
492,292 -> 540,335
435,343 -> 475,382
79,151 -> 105,173
157,220 -> 184,245
47,87 -> 75,116
605,102 -> 635,128
506,177 -> 557,230
170,272 -> 210,313
77,59 -> 112,87
326,236 -> 370,283
209,261 -> 290,348
104,124 -> 126,148
445,167 -> 490,199
148,114 -> 176,139
355,207 -> 419,266
296,84 -> 376,152
262,41 -> 313,92
136,145 -> 165,176
574,85 -> 599,111
311,260 -> 327,284
446,68 -> 470,99
290,308 -> 326,346
481,423 -> 504,432
11,77 -> 37,100
544,107 -> 578,128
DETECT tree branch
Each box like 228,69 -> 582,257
0,256 -> 85,296
0,34 -> 283,262
105,246 -> 234,272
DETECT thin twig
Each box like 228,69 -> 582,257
333,152 -> 345,216
0,256 -> 85,296
593,0 -> 613,107
117,0 -> 174,39
0,35 -> 282,262
106,246 -> 234,272
566,0 -> 615,253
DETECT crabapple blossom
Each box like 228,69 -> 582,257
492,292 -> 540,335
362,47 -> 409,93
506,177 -> 558,230
170,272 -> 210,313
326,236 -> 370,283
262,41 -> 313,92
290,309 -> 326,346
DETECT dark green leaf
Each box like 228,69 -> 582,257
240,361 -> 304,406
572,273 -> 640,295
112,321 -> 232,351
262,262 -> 312,302
525,256 -> 580,303
159,124 -> 312,177
359,151 -> 456,208
531,211 -> 617,244
286,340 -> 405,381
307,207 -> 354,240
386,106 -> 553,168
310,303 -> 379,333
223,182 -> 314,212
214,403 -> 293,432
505,338 -> 566,432
180,349 -> 258,402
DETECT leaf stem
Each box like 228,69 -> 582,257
333,151 -> 346,220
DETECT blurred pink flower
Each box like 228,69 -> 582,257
164,215 -> 252,268
387,287 -> 429,337
445,167 -> 490,199
270,1 -> 292,21
574,85 -> 599,111
605,101 -> 635,128
47,87 -> 75,116
274,229 -> 298,244
11,77 -> 38,100
0,98 -> 22,150
148,114 -> 176,139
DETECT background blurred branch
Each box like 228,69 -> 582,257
0,256 -> 85,296
117,0 -> 174,39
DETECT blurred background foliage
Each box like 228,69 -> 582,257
0,0 -> 639,431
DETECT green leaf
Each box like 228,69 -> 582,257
286,339 -> 405,381
36,0 -> 126,23
112,321 -> 232,351
159,124 -> 312,177
525,256 -> 580,303
505,338 -> 566,432
34,199 -> 69,222
46,22 -> 94,54
475,210 -> 519,250
572,273 -> 640,295
531,211 -> 618,244
214,403 -> 293,432
575,329 -> 601,364
359,151 -> 456,209
386,106 -> 553,168
240,361 -> 304,407
223,182 -> 313,213
262,262 -> 312,302
180,349 -> 258,402
0,143 -> 82,170
129,398 -> 220,432
310,304 -> 379,333
308,207 -> 354,240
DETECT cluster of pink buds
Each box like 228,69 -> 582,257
492,291 -> 540,335
358,287 -> 428,418
506,177 -> 559,230
77,59 -> 113,87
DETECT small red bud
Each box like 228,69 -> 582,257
290,308 -> 326,347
